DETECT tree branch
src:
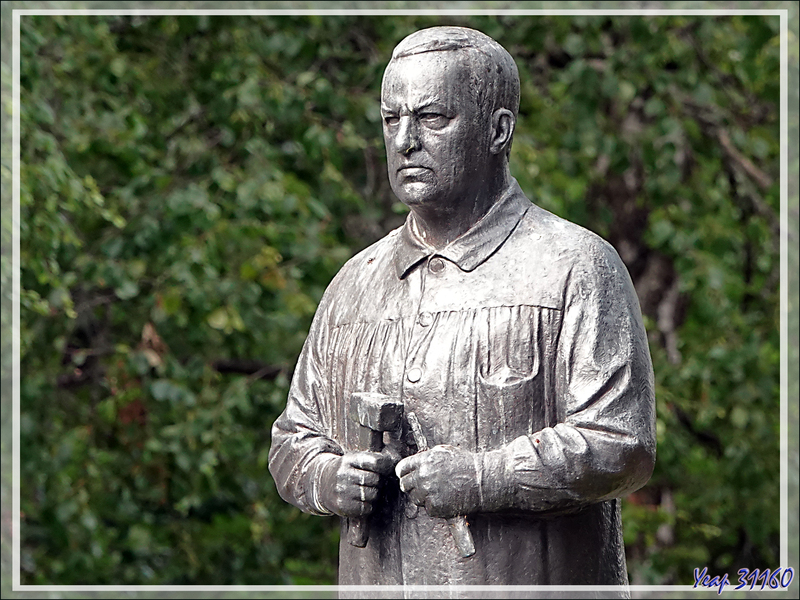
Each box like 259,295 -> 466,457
211,359 -> 285,381
717,129 -> 772,191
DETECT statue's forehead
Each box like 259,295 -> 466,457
385,49 -> 470,75
381,52 -> 471,102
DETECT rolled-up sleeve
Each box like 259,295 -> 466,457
483,238 -> 656,514
268,295 -> 343,516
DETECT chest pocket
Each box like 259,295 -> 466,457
475,305 -> 557,449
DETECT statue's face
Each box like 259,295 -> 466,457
381,51 -> 491,211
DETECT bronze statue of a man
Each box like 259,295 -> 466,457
269,26 -> 656,587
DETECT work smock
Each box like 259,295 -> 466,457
269,179 -> 656,588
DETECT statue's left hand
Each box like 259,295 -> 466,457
395,445 -> 480,519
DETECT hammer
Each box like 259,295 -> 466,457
347,392 -> 403,548
407,411 -> 476,558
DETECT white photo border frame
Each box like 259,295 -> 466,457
2,2 -> 797,598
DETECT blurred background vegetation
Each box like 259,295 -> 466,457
9,10 -> 791,586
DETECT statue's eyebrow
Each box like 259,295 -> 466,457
381,95 -> 447,113
413,99 -> 447,113
380,96 -> 446,115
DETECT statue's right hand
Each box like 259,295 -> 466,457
318,452 -> 393,517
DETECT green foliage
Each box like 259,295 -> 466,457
18,14 -> 781,585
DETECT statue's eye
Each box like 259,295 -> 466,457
420,113 -> 449,129
384,115 -> 400,126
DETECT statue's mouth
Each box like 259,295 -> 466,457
397,166 -> 431,176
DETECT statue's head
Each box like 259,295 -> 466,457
381,27 -> 520,211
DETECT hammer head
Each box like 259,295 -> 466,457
348,393 -> 403,452
349,393 -> 403,432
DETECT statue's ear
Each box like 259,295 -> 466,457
490,108 -> 515,155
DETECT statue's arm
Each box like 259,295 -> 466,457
268,302 -> 344,516
480,240 -> 657,514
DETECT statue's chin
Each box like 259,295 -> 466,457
392,182 -> 440,209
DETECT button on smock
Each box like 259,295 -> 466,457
418,312 -> 433,327
429,257 -> 446,273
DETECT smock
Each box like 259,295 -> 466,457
269,179 -> 656,587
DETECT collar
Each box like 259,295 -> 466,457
393,179 -> 531,279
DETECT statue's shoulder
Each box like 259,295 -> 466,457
516,201 -> 626,274
320,226 -> 402,298
501,199 -> 633,305
336,226 -> 400,275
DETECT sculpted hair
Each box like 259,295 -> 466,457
390,26 -> 520,127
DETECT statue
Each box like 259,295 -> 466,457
269,26 -> 656,590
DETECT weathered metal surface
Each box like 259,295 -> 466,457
269,26 -> 656,593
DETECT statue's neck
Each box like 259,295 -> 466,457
410,167 -> 510,250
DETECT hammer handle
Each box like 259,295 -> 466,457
348,516 -> 369,548
406,412 -> 476,558
447,516 -> 476,558
346,429 -> 384,548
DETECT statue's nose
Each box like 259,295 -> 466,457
396,117 -> 421,156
